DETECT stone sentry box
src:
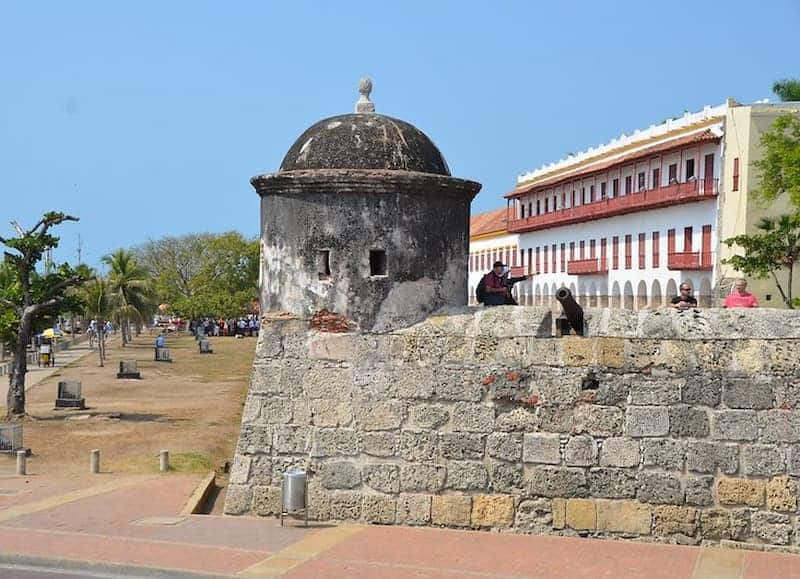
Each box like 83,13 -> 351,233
117,360 -> 141,379
227,307 -> 800,550
55,379 -> 85,409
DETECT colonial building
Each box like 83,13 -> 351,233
469,98 -> 800,308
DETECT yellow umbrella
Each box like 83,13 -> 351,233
42,328 -> 62,339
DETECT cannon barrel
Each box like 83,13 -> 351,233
555,287 -> 584,336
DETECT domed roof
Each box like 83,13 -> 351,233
279,79 -> 450,176
280,113 -> 451,176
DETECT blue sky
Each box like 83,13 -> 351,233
1,0 -> 798,268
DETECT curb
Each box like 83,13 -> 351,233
181,470 -> 217,515
0,553 -> 232,578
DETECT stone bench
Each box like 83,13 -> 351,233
55,379 -> 86,409
116,360 -> 141,379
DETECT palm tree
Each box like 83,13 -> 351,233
81,278 -> 111,366
773,79 -> 800,102
102,249 -> 155,346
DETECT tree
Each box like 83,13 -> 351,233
773,79 -> 800,102
0,212 -> 88,417
102,249 -> 155,346
752,114 -> 800,209
80,278 -> 111,366
723,214 -> 800,308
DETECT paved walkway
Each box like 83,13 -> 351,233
0,474 -> 797,578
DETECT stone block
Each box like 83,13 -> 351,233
229,456 -> 251,484
308,333 -> 355,361
438,433 -> 485,460
259,397 -> 293,424
596,499 -> 652,535
752,511 -> 792,545
566,498 -> 596,530
486,433 -> 523,462
717,478 -> 765,507
515,498 -> 554,534
488,460 -> 524,493
573,405 -> 623,437
273,426 -> 311,455
522,433 -> 561,465
732,340 -> 766,374
625,406 -> 669,437
629,380 -> 681,406
308,485 -> 331,521
538,406 -> 575,433
248,456 -> 273,485
685,476 -> 715,507
408,404 -> 450,430
595,338 -> 625,369
451,402 -> 495,433
758,410 -> 800,443
564,436 -> 598,467
742,445 -> 785,476
600,437 -> 640,468
400,464 -> 446,493
641,439 -> 684,471
552,498 -> 566,529
361,432 -> 399,457
668,405 -> 709,438
446,461 -> 489,491
766,476 -> 797,512
700,509 -> 735,540
653,505 -> 697,536
527,467 -> 587,498
432,370 -> 484,402
320,461 -> 361,490
494,407 -> 539,432
471,495 -> 515,528
624,340 -> 660,369
431,495 -> 472,527
587,467 -> 638,499
774,378 -> 800,410
686,441 -> 738,474
252,486 -> 282,516
310,428 -> 359,457
223,484 -> 253,515
361,494 -> 396,524
400,431 -> 438,462
770,341 -> 800,374
362,464 -> 399,494
791,446 -> 800,476
561,337 -> 595,366
682,375 -> 722,407
329,491 -> 362,520
594,379 -> 628,407
533,370 -> 581,405
396,494 -> 431,525
637,472 -> 684,505
237,425 -> 273,455
309,399 -> 353,427
712,410 -> 758,441
722,378 -> 773,409
304,366 -> 352,399
355,400 -> 406,431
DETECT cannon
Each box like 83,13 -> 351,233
555,287 -> 584,336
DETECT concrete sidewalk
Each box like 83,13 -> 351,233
0,474 -> 798,578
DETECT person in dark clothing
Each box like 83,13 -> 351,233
670,282 -> 698,309
481,261 -> 529,306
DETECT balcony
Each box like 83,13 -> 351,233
508,179 -> 718,234
509,266 -> 527,277
567,258 -> 608,275
667,252 -> 713,271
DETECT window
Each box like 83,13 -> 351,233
579,240 -> 585,259
582,187 -> 587,204
560,243 -> 566,272
612,179 -> 619,198
638,233 -> 646,269
571,190 -> 576,207
569,242 -> 575,261
652,231 -> 660,268
590,185 -> 595,203
668,163 -> 678,183
520,248 -> 525,270
544,197 -> 549,213
316,250 -> 331,280
536,200 -> 541,215
686,158 -> 695,180
589,239 -> 596,259
624,175 -> 632,195
535,247 -> 540,273
528,202 -> 533,217
561,192 -> 566,208
684,227 -> 693,252
520,204 -> 526,219
667,229 -> 676,254
702,225 -> 712,266
600,182 -> 607,199
733,157 -> 740,191
527,248 -> 533,275
652,168 -> 660,189
543,246 -> 549,273
553,195 -> 558,210
624,235 -> 632,269
637,172 -> 646,191
552,244 -> 557,272
612,236 -> 619,270
369,249 -> 387,276
600,238 -> 607,270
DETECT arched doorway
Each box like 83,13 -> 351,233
589,282 -> 598,307
534,284 -> 542,306
636,280 -> 648,310
651,280 -> 663,308
611,281 -> 621,308
623,281 -> 634,310
666,279 -> 678,304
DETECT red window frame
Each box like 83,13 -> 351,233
612,236 -> 619,270
638,233 -> 646,269
624,235 -> 632,269
733,158 -> 740,191
652,231 -> 660,268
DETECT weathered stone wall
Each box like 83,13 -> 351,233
226,306 -> 800,550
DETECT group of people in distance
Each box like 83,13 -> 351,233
478,261 -> 759,310
190,316 -> 260,338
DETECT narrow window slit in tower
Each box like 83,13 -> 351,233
317,250 -> 331,280
370,250 -> 387,276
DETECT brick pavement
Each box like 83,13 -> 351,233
0,473 -> 797,578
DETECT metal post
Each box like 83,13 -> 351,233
90,449 -> 100,474
159,449 -> 169,473
16,450 -> 26,476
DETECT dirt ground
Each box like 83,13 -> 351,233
0,332 -> 254,477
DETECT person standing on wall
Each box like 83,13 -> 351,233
723,278 -> 759,308
478,261 -> 528,306
670,282 -> 698,309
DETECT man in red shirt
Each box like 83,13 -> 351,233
723,278 -> 758,308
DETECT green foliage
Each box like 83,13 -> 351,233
773,79 -> 800,102
723,213 -> 800,308
102,249 -> 156,338
135,232 -> 258,318
752,115 -> 800,208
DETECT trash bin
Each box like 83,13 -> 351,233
281,470 -> 308,526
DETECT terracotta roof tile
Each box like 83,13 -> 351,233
470,207 -> 509,237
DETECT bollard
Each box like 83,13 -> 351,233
16,450 -> 26,476
159,449 -> 169,473
90,449 -> 100,474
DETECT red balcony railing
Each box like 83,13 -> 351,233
567,258 -> 608,275
509,266 -> 526,277
667,252 -> 713,271
508,179 -> 718,234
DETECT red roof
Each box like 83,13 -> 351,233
507,129 -> 721,198
470,207 -> 509,237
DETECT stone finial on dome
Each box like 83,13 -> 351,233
355,77 -> 375,113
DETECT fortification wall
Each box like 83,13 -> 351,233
225,306 -> 800,550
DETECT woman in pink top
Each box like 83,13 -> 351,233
723,278 -> 759,308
